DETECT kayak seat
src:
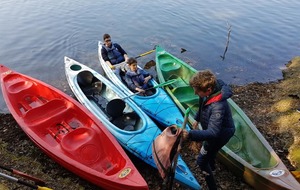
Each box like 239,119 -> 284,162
24,99 -> 68,125
158,54 -> 181,72
7,80 -> 34,95
106,99 -> 126,118
77,71 -> 94,86
61,127 -> 95,150
172,86 -> 198,103
111,112 -> 138,131
106,99 -> 137,131
167,74 -> 187,88
61,127 -> 101,164
161,61 -> 182,73
78,71 -> 102,96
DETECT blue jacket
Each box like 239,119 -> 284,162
125,68 -> 152,91
189,80 -> 235,143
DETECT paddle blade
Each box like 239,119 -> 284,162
144,60 -> 156,69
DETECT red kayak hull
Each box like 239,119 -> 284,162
0,65 -> 148,190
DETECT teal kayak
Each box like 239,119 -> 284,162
64,56 -> 201,190
155,45 -> 300,190
98,41 -> 190,129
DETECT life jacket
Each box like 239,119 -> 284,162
102,43 -> 124,65
152,125 -> 183,179
126,69 -> 146,87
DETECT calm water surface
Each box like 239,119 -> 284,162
0,0 -> 300,112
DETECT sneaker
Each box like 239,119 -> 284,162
297,108 -> 300,113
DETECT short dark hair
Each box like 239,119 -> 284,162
103,33 -> 110,41
127,57 -> 137,65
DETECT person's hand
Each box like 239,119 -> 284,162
182,130 -> 189,141
136,88 -> 145,93
192,121 -> 199,130
144,76 -> 151,84
110,65 -> 116,70
124,56 -> 129,63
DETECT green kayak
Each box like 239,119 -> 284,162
155,45 -> 300,190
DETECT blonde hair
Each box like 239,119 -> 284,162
189,70 -> 216,92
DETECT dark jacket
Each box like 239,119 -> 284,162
189,79 -> 235,143
101,43 -> 126,65
125,68 -> 152,91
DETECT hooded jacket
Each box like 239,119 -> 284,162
189,79 -> 235,142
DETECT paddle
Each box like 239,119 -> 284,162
134,46 -> 187,59
0,171 -> 52,190
134,46 -> 156,59
166,107 -> 191,190
0,164 -> 46,186
122,79 -> 177,99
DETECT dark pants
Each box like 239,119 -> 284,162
197,145 -> 218,190
197,128 -> 235,190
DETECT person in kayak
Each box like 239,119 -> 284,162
182,70 -> 235,190
101,33 -> 129,70
125,57 -> 154,96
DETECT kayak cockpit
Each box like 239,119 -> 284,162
77,70 -> 143,131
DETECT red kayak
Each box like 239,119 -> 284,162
0,64 -> 148,190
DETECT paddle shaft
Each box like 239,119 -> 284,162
134,48 -> 155,59
166,108 -> 191,190
0,171 -> 52,190
122,79 -> 177,99
0,164 -> 45,186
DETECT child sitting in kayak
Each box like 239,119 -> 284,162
125,57 -> 154,96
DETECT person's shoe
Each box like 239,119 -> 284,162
297,108 -> 300,113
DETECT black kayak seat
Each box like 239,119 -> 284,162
106,99 -> 126,119
77,71 -> 93,86
106,99 -> 137,131
77,71 -> 102,96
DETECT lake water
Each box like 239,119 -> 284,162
1,0 -> 300,113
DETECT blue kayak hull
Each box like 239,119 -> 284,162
65,56 -> 201,190
98,41 -> 190,130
